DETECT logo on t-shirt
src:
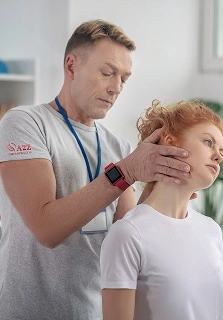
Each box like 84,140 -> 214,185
7,142 -> 32,155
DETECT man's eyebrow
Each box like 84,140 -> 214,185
105,62 -> 132,77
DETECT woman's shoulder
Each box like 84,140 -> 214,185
189,208 -> 222,235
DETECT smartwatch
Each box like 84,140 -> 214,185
104,163 -> 130,191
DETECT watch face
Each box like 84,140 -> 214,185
106,167 -> 122,183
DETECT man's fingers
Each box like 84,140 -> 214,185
154,173 -> 181,185
157,156 -> 190,173
190,192 -> 197,200
155,164 -> 190,178
123,132 -> 191,185
159,144 -> 188,158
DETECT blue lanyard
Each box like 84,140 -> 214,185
55,96 -> 101,182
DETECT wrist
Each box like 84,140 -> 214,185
116,160 -> 136,185
104,163 -> 131,191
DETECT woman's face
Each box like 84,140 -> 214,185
179,123 -> 223,190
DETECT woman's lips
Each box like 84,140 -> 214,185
206,164 -> 218,174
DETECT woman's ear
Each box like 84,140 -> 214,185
164,134 -> 178,146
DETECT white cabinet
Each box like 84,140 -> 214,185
0,59 -> 38,119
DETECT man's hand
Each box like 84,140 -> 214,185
189,193 -> 197,200
119,127 -> 191,185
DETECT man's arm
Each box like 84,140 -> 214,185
102,289 -> 136,320
113,187 -> 136,223
0,128 -> 190,248
0,158 -> 123,248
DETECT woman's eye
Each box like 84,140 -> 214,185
204,139 -> 212,147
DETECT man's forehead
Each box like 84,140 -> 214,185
104,61 -> 132,76
74,39 -> 132,72
91,39 -> 132,58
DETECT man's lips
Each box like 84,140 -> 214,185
99,99 -> 113,105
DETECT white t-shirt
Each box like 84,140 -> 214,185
100,204 -> 223,320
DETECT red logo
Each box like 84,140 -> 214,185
7,143 -> 32,155
7,143 -> 17,152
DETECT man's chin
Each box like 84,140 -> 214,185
94,111 -> 109,120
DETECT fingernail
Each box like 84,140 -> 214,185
174,179 -> 180,184
184,166 -> 190,172
183,172 -> 189,176
182,152 -> 187,157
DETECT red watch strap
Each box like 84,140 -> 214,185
104,163 -> 130,191
114,177 -> 130,191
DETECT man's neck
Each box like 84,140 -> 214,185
48,97 -> 95,127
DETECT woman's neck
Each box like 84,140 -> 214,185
143,182 -> 193,219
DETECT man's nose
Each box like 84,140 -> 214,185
107,78 -> 123,95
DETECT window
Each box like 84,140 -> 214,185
201,0 -> 223,72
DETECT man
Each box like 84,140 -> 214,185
0,20 -> 190,319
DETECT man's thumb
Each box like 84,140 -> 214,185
143,127 -> 164,144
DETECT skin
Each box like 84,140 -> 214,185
0,39 -> 191,248
102,122 -> 223,320
51,39 -> 132,126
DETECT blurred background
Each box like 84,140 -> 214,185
1,0 -> 223,144
0,0 -> 223,231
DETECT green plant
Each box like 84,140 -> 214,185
200,163 -> 223,227
190,99 -> 223,229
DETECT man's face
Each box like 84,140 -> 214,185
180,123 -> 223,190
68,39 -> 132,125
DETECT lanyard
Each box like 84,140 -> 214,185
55,96 -> 101,182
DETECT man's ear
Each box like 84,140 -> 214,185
64,54 -> 76,79
164,134 -> 178,146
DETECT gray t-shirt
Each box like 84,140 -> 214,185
0,104 -> 133,320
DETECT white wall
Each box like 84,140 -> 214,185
68,0 -> 201,147
0,0 -> 69,103
1,0 -> 223,149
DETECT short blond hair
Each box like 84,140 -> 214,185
64,19 -> 136,64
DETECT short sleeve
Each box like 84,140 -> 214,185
0,108 -> 52,162
216,224 -> 223,255
100,218 -> 142,289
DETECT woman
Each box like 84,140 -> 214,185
100,100 -> 223,320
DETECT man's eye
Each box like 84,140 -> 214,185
102,72 -> 111,76
204,139 -> 212,147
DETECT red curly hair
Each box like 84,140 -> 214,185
137,100 -> 223,146
137,100 -> 223,191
